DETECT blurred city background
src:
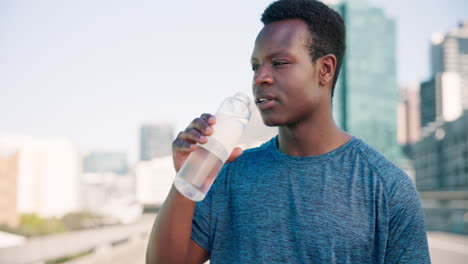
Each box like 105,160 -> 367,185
1,0 -> 467,263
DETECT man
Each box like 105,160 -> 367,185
146,0 -> 431,263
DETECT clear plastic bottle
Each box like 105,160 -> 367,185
174,92 -> 251,201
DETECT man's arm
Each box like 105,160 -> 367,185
146,185 -> 208,264
145,113 -> 242,264
384,172 -> 431,263
146,114 -> 214,264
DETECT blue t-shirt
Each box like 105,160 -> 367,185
191,137 -> 431,263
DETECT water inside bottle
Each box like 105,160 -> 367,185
174,145 -> 223,201
210,113 -> 248,156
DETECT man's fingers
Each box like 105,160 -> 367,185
177,129 -> 208,145
174,113 -> 216,148
201,113 -> 216,126
172,139 -> 196,152
172,113 -> 216,172
188,116 -> 215,136
226,147 -> 243,163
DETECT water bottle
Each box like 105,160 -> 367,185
174,92 -> 252,201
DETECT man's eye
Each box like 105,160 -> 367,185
273,61 -> 289,67
252,65 -> 260,71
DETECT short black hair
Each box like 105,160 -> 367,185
261,0 -> 345,97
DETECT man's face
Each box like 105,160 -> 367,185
251,19 -> 327,127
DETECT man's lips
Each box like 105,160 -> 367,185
255,94 -> 276,104
256,98 -> 274,104
255,95 -> 278,110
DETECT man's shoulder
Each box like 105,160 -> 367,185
352,138 -> 414,195
237,138 -> 275,160
352,139 -> 399,173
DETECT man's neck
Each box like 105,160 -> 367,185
277,113 -> 352,157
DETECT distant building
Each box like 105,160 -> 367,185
420,72 -> 463,126
419,78 -> 437,128
328,0 -> 404,164
83,152 -> 128,175
431,21 -> 468,108
0,135 -> 81,218
398,84 -> 421,145
411,111 -> 468,192
135,156 -> 174,208
0,151 -> 20,228
420,21 -> 468,127
140,123 -> 173,161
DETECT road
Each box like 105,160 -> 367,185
427,232 -> 468,264
65,214 -> 156,264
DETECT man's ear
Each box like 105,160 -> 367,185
318,54 -> 337,87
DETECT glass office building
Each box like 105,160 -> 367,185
328,0 -> 404,164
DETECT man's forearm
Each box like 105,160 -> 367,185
146,184 -> 197,264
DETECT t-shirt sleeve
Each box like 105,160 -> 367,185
191,185 -> 213,254
384,172 -> 431,264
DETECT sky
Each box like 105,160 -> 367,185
1,0 -> 467,162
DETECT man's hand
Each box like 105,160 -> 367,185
147,113 -> 243,264
172,113 -> 243,172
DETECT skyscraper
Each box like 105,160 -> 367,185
420,22 -> 468,127
140,123 -> 174,161
326,0 -> 403,164
431,21 -> 468,108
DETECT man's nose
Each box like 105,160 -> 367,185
253,65 -> 273,87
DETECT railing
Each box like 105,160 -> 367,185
0,214 -> 155,264
420,191 -> 468,235
420,191 -> 468,200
